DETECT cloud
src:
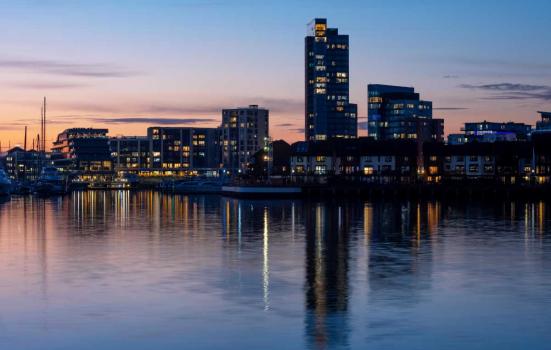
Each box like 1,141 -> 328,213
89,117 -> 218,125
443,75 -> 460,79
10,81 -> 87,89
0,58 -> 138,78
433,107 -> 469,111
459,82 -> 551,101
276,123 -> 297,127
459,83 -> 549,92
59,97 -> 303,116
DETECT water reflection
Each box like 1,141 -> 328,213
304,202 -> 353,349
0,193 -> 551,349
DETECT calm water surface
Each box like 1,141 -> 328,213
0,192 -> 550,349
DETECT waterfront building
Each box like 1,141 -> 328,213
290,138 -> 418,184
2,147 -> 41,181
367,84 -> 444,171
367,84 -> 444,142
533,112 -> 551,184
450,121 -> 532,144
423,142 -> 532,184
51,128 -> 113,180
536,111 -> 551,131
147,127 -> 221,176
305,18 -> 357,141
109,136 -> 149,175
248,140 -> 291,177
221,105 -> 269,174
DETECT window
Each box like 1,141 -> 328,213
363,167 -> 374,175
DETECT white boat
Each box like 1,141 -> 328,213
0,169 -> 12,196
34,166 -> 66,195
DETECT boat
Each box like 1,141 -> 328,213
0,169 -> 12,196
34,166 -> 66,195
173,179 -> 224,194
111,173 -> 139,190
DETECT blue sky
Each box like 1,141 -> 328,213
0,0 -> 550,144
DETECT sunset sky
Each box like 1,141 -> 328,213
0,0 -> 550,149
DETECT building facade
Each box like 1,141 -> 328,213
221,105 -> 269,174
51,128 -> 113,180
305,18 -> 357,141
2,147 -> 41,181
367,84 -> 443,142
147,127 -> 221,176
109,136 -> 149,175
423,142 -> 532,184
290,138 -> 418,184
536,111 -> 551,131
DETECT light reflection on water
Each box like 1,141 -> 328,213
0,192 -> 550,349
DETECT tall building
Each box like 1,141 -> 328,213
147,127 -> 221,176
221,105 -> 269,174
305,18 -> 357,141
367,84 -> 443,142
51,128 -> 113,180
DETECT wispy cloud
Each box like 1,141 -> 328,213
443,75 -> 460,79
433,107 -> 469,111
459,82 -> 551,101
0,58 -> 139,78
59,97 -> 302,116
459,83 -> 548,92
276,123 -> 298,127
89,117 -> 218,125
10,81 -> 87,89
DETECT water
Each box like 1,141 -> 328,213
0,192 -> 550,350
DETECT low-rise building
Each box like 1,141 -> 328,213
448,121 -> 532,144
424,142 -> 532,184
536,111 -> 551,132
2,147 -> 41,181
290,138 -> 418,184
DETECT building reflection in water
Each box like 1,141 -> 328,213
304,201 -> 353,350
2,192 -> 550,348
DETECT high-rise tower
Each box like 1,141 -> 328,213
305,18 -> 357,141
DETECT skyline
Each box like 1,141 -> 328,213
1,0 -> 551,148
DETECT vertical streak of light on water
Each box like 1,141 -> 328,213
263,206 -> 270,311
238,201 -> 242,251
291,202 -> 296,241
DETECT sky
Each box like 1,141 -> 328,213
0,0 -> 550,149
